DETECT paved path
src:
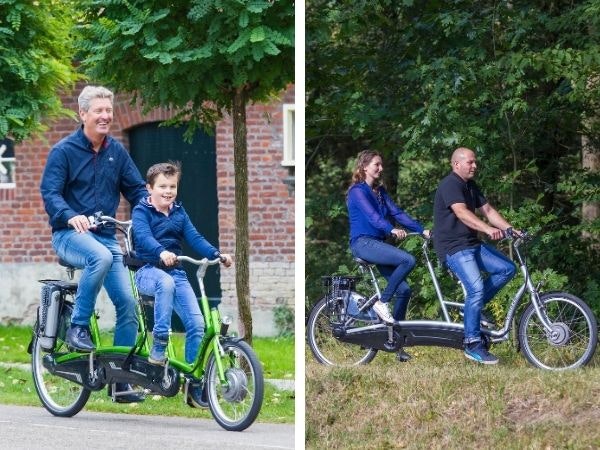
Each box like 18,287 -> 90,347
0,404 -> 295,449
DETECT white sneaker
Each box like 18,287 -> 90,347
372,300 -> 394,323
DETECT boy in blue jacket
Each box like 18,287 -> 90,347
132,161 -> 232,370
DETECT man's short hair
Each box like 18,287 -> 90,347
78,86 -> 114,112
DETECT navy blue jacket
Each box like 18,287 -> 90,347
40,126 -> 147,234
347,182 -> 424,245
132,197 -> 220,266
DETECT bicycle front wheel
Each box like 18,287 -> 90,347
205,339 -> 264,431
31,303 -> 91,416
518,292 -> 598,370
306,296 -> 377,366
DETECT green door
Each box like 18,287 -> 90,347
128,122 -> 221,314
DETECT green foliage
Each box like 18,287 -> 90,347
75,0 -> 294,136
306,0 -> 600,318
0,0 -> 80,141
273,304 -> 295,337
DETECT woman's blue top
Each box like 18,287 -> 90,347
347,182 -> 424,245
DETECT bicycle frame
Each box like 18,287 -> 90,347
176,255 -> 232,386
49,216 -> 231,389
341,233 -> 551,350
421,234 -> 554,339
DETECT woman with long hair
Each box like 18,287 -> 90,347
347,149 -> 430,361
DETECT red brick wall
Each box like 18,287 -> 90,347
216,86 -> 295,263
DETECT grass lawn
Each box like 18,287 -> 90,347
306,343 -> 600,449
0,325 -> 294,424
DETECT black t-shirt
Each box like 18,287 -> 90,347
433,172 -> 487,263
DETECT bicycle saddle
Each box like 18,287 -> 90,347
123,251 -> 145,270
353,257 -> 373,266
58,258 -> 75,270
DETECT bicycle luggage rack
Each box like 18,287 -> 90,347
322,275 -> 361,325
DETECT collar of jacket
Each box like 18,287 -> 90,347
140,196 -> 182,210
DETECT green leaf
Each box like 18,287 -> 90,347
239,11 -> 249,28
158,53 -> 174,64
263,41 -> 281,56
227,29 -> 251,53
247,1 -> 271,14
250,26 -> 266,43
252,45 -> 264,61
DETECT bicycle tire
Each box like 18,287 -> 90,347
205,339 -> 264,431
307,296 -> 378,366
518,292 -> 598,370
31,303 -> 91,416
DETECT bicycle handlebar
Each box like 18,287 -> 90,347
177,255 -> 224,281
177,255 -> 223,266
393,231 -> 430,240
503,228 -> 532,248
94,215 -> 132,228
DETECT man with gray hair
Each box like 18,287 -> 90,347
40,85 -> 147,402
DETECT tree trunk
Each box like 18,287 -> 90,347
232,87 -> 253,345
582,132 -> 599,245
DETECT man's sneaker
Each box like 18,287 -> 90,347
464,341 -> 499,365
65,325 -> 95,352
372,300 -> 394,323
396,348 -> 412,362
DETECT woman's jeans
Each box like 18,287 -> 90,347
52,229 -> 139,347
445,244 -> 516,344
135,265 -> 204,364
351,236 -> 416,320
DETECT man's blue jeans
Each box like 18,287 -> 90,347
135,265 -> 204,364
351,236 -> 416,320
52,229 -> 139,347
445,244 -> 516,344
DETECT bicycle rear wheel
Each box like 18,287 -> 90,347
518,292 -> 598,370
306,296 -> 377,366
205,339 -> 264,431
31,303 -> 91,416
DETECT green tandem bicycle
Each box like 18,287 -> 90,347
29,215 -> 263,431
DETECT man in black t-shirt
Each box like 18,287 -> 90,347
433,147 -> 519,365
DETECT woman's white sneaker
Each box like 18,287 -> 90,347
372,300 -> 394,323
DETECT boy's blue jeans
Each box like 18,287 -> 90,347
445,243 -> 516,344
51,229 -> 139,347
350,236 -> 416,320
135,265 -> 205,364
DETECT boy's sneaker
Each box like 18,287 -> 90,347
464,341 -> 499,365
148,337 -> 168,366
372,300 -> 394,323
148,348 -> 167,366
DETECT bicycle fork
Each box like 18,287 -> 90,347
523,266 -> 554,332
